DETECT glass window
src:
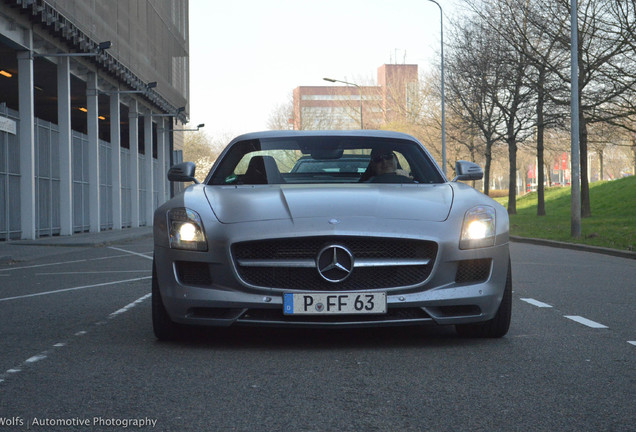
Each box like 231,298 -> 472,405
208,136 -> 444,185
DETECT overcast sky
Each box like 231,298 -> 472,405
188,0 -> 459,140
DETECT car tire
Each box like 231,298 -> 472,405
152,258 -> 181,341
456,259 -> 512,338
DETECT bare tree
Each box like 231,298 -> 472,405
267,97 -> 294,130
182,131 -> 226,182
446,12 -> 507,195
534,0 -> 636,216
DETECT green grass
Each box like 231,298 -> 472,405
494,175 -> 636,252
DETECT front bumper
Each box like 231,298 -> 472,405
153,240 -> 510,329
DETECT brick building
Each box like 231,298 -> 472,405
293,64 -> 418,130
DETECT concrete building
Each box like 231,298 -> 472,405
0,0 -> 189,240
293,64 -> 418,130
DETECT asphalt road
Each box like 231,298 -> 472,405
0,236 -> 634,432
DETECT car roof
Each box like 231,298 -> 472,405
228,130 -> 421,144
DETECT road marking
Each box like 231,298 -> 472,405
0,276 -> 151,303
520,298 -> 553,308
25,354 -> 47,364
36,270 -> 150,276
108,246 -> 153,260
109,293 -> 152,318
564,315 -> 609,329
1,293 -> 152,385
0,252 -> 149,273
628,341 -> 636,347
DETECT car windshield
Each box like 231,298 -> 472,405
207,136 -> 445,185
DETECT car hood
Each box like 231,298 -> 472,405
204,184 -> 453,224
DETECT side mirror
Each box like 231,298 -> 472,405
167,162 -> 200,184
453,160 -> 483,182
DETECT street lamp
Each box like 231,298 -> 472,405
169,123 -> 205,132
152,106 -> 185,118
34,41 -> 112,57
426,0 -> 447,176
102,81 -> 157,95
323,77 -> 364,129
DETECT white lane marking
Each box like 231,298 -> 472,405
0,276 -> 151,303
1,294 -> 151,385
109,293 -> 152,318
0,252 -> 149,273
0,257 -> 91,272
108,246 -> 153,260
25,354 -> 47,364
628,341 -> 636,347
520,298 -> 553,308
564,315 -> 609,329
36,270 -> 150,276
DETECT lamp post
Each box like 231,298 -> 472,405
570,0 -> 581,237
323,77 -> 363,129
426,0 -> 447,176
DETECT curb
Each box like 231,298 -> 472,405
510,236 -> 636,260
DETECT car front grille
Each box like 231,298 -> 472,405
232,237 -> 438,291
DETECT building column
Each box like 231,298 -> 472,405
57,56 -> 73,236
144,110 -> 154,226
110,92 -> 122,230
86,72 -> 100,232
17,50 -> 36,240
128,99 -> 139,228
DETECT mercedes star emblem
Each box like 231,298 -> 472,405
316,245 -> 354,283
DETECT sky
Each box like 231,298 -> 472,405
187,0 -> 459,141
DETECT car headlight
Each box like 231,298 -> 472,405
168,208 -> 208,251
460,205 -> 496,249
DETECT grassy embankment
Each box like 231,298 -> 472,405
493,175 -> 635,252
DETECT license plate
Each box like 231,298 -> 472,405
283,292 -> 386,315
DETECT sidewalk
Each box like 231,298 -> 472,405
0,226 -> 153,264
511,236 -> 636,260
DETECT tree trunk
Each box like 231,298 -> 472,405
507,139 -> 517,215
483,139 -> 493,196
579,113 -> 591,217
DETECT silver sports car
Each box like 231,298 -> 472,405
152,130 -> 511,340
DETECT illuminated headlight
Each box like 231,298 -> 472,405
168,208 -> 207,251
460,206 -> 496,249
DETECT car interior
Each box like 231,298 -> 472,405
209,137 -> 445,186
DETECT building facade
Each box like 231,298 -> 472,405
0,0 -> 189,240
293,64 -> 418,130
